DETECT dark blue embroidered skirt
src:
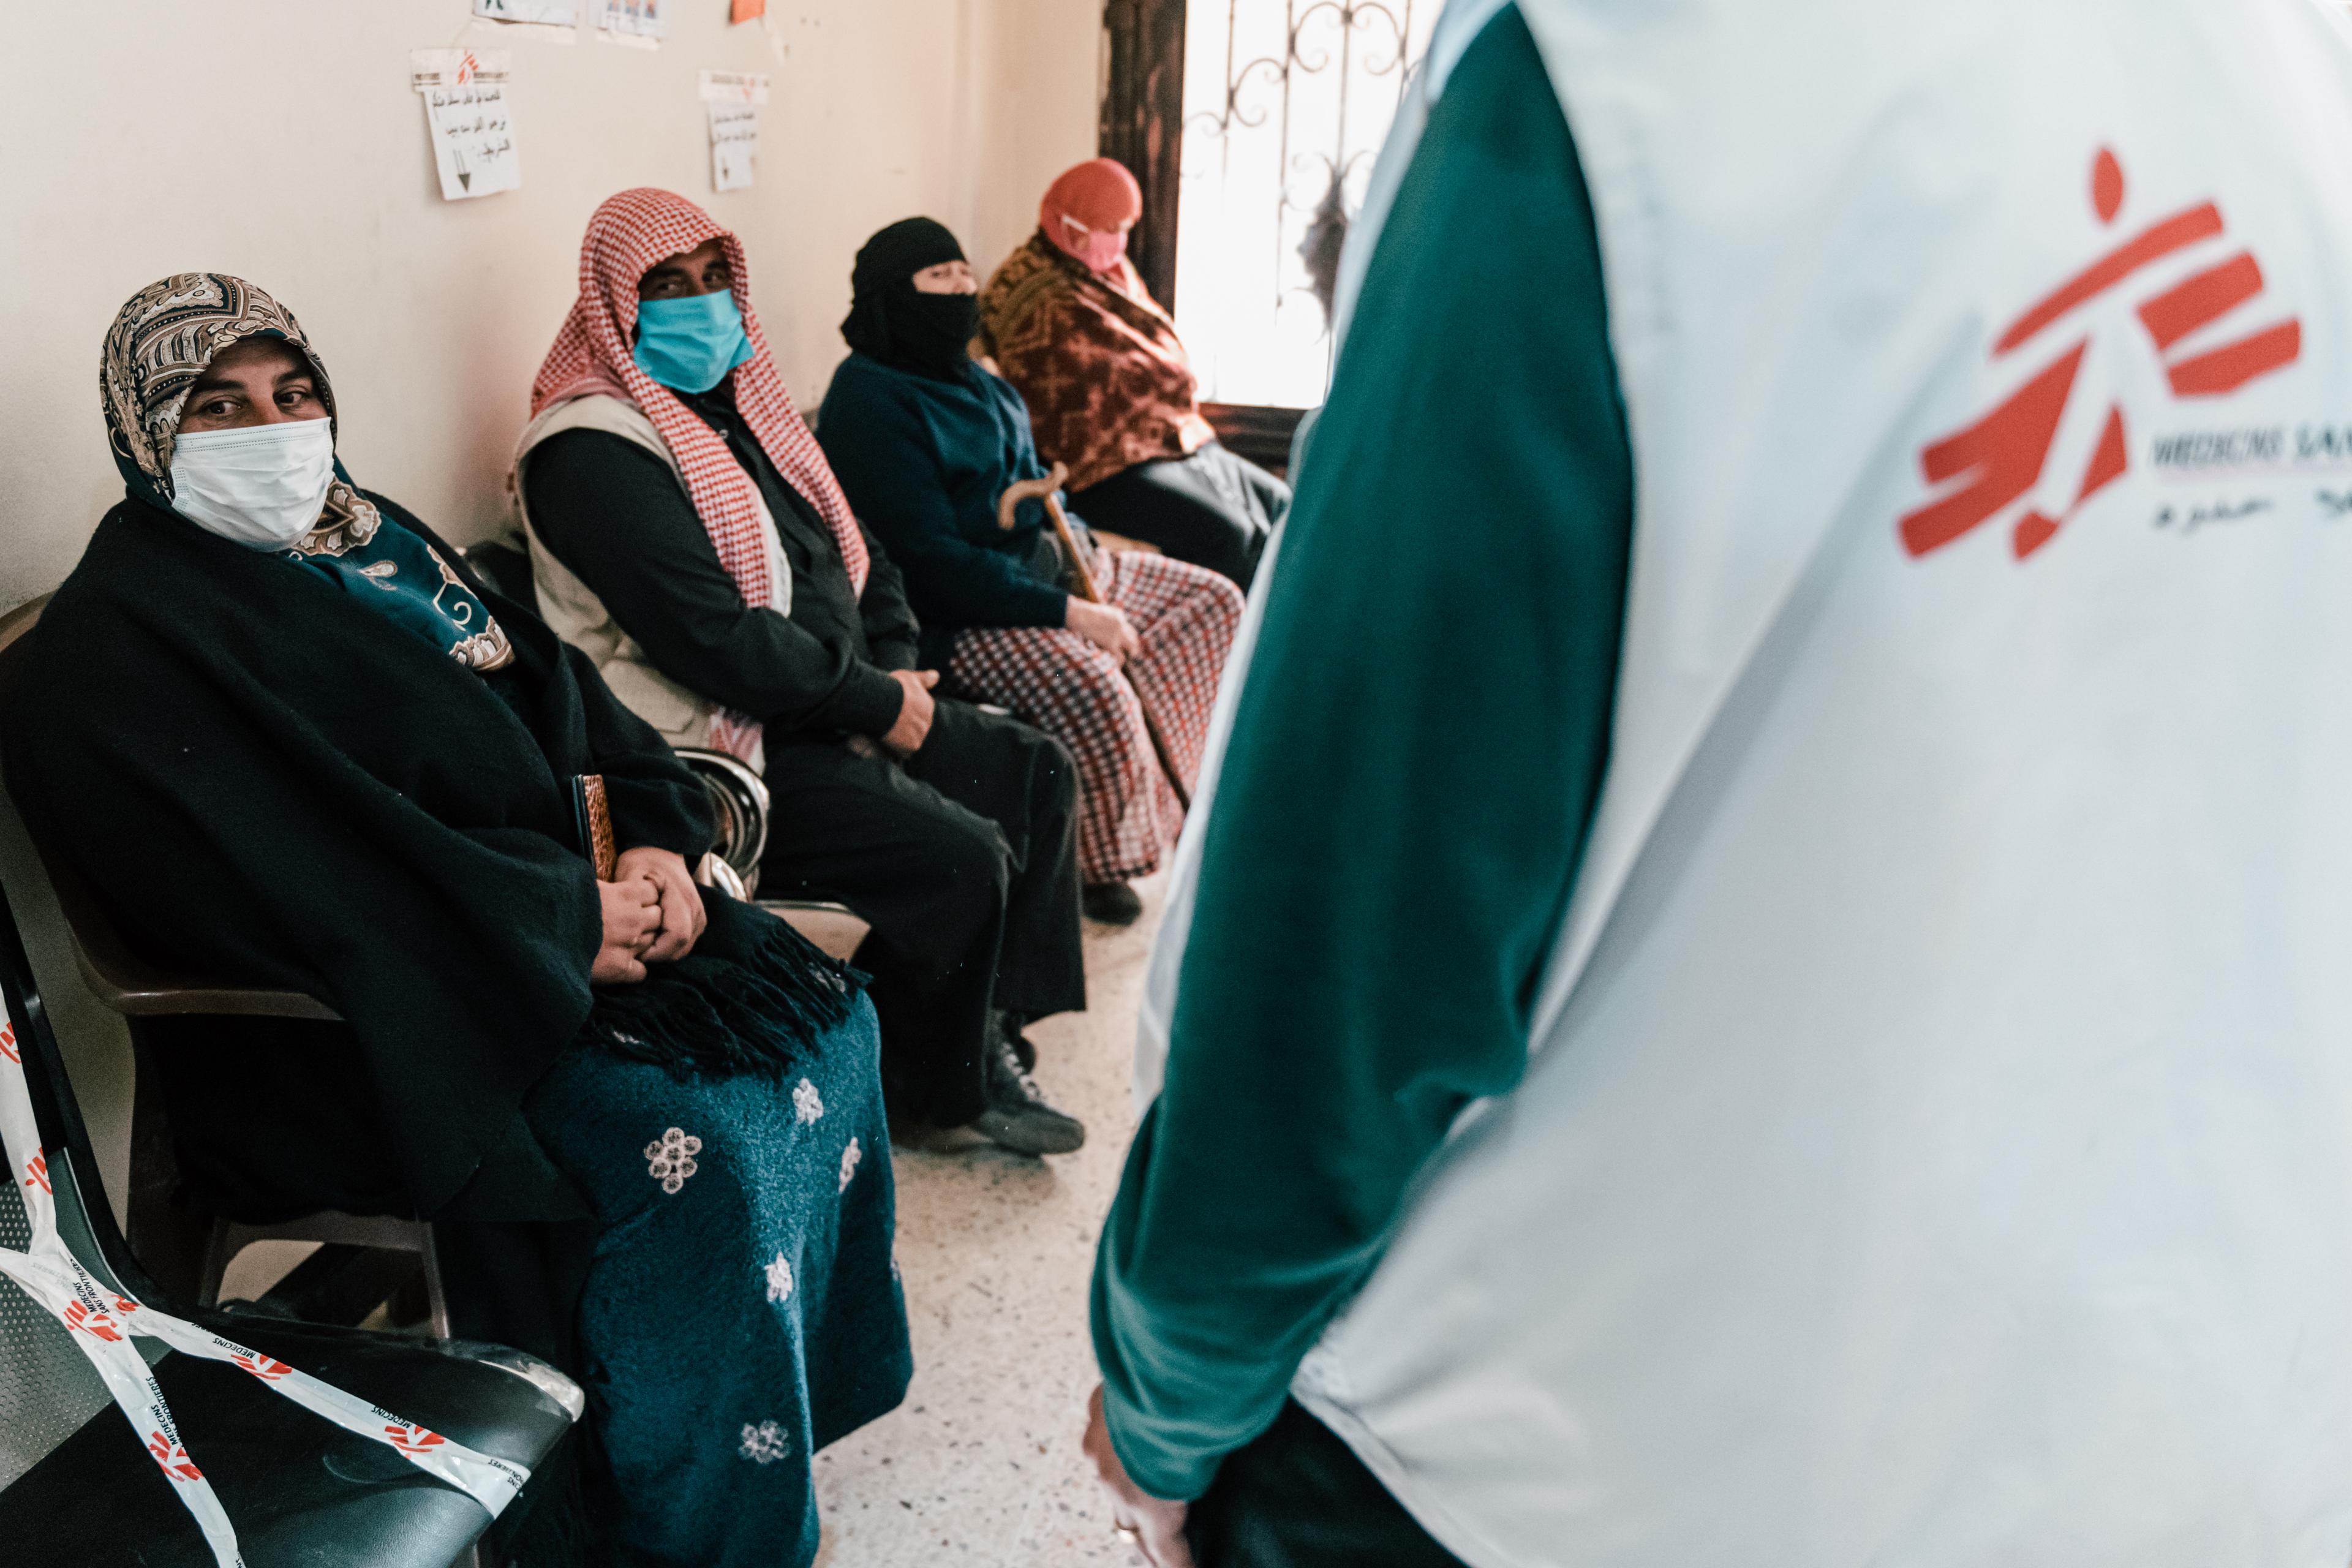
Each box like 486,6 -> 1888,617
525,992 -> 911,1566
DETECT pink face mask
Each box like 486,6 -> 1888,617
1057,213 -> 1131,274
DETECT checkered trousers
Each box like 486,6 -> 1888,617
948,547 -> 1242,884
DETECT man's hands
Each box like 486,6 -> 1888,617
589,846 -> 709,986
1066,598 -> 1141,664
1084,1385 -> 1194,1567
881,669 -> 941,758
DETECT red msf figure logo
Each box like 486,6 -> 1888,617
0,1019 -> 18,1063
384,1423 -> 447,1457
148,1431 -> 205,1482
23,1150 -> 49,1196
233,1350 -> 294,1382
1901,148 -> 2301,560
63,1298 -> 127,1342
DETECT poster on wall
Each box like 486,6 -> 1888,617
597,0 -> 666,44
730,0 -> 766,20
473,0 -> 578,22
410,50 -> 521,202
701,70 -> 767,192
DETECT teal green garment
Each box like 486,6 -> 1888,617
1089,5 -> 1637,1502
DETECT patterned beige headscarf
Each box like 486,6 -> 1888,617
99,273 -> 512,670
101,273 -> 339,503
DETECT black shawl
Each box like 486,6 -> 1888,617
0,494 -> 857,1227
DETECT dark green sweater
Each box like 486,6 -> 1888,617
1089,4 -> 1637,1500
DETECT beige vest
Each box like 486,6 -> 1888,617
511,394 -> 788,774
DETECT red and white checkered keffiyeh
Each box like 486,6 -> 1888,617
532,187 -> 869,760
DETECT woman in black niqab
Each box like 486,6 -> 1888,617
842,217 -> 982,380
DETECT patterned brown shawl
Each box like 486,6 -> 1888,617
977,232 -> 1215,493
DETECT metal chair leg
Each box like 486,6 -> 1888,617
195,1218 -> 234,1307
421,1224 -> 453,1340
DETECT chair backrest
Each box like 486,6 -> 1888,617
0,598 -> 336,1022
0,868 -> 160,1488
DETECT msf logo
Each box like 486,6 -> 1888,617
1900,148 -> 2301,561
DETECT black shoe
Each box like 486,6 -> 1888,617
969,1040 -> 1085,1156
995,1009 -> 1038,1072
1082,881 -> 1144,925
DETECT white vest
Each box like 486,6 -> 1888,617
511,394 -> 789,773
1141,1 -> 2352,1561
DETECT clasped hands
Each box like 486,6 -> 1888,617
592,845 -> 707,984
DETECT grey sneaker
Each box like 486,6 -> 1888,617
970,1040 -> 1085,1156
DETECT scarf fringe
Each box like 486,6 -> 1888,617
578,913 -> 865,1081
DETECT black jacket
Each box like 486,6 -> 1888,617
521,385 -> 922,741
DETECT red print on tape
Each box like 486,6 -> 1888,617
147,1432 -> 204,1482
24,1151 -> 50,1195
1900,148 -> 2302,561
233,1351 -> 295,1382
0,1019 -> 18,1063
384,1423 -> 447,1456
63,1300 -> 126,1342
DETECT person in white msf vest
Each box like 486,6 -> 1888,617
1081,2 -> 2352,1565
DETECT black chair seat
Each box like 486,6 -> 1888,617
0,1308 -> 578,1567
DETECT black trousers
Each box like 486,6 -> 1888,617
1066,440 -> 1290,589
1186,1401 -> 1468,1568
758,700 -> 1085,1127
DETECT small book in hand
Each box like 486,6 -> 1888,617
571,773 -> 619,881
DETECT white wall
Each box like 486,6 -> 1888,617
0,0 -> 1098,1217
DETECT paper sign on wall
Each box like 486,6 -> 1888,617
410,50 -> 521,202
598,0 -> 666,43
701,70 -> 768,193
473,0 -> 578,21
731,0 -> 766,20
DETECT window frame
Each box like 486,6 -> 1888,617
1099,0 -> 1306,475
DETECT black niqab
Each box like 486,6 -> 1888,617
842,217 -> 981,381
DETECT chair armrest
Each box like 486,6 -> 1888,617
70,945 -> 342,1020
27,813 -> 340,1022
754,900 -> 870,964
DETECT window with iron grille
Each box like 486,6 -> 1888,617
1100,0 -> 1436,458
1174,2 -> 1438,409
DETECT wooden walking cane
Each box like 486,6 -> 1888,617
998,464 -> 1193,810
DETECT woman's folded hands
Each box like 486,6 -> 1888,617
594,846 -> 710,982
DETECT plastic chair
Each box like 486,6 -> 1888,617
0,852 -> 581,1565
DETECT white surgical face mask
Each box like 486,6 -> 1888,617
168,417 -> 337,549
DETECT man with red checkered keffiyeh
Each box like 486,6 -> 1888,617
514,188 -> 1088,1158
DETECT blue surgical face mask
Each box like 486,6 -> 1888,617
633,290 -> 755,394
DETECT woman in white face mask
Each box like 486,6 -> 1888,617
1,274 -> 912,1565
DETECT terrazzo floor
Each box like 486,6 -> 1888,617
810,875 -> 1166,1568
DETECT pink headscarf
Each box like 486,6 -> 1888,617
532,187 -> 868,760
1040,159 -> 1143,274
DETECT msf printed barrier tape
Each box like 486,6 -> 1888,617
0,1016 -> 530,1564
